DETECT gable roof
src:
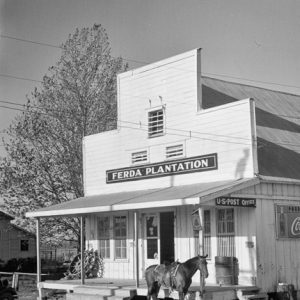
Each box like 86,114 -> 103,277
202,77 -> 300,180
0,210 -> 14,220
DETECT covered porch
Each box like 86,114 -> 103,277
26,178 -> 260,300
38,277 -> 265,300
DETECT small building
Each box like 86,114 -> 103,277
27,49 -> 300,294
0,210 -> 36,262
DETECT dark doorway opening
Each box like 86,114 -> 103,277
160,211 -> 174,264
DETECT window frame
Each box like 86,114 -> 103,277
217,208 -> 235,236
203,209 -> 211,259
20,239 -> 29,252
148,108 -> 165,138
97,216 -> 111,259
216,208 -> 235,257
113,215 -> 128,260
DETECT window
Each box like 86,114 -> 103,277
146,215 -> 158,259
276,205 -> 300,239
114,216 -> 127,259
20,240 -> 29,251
148,109 -> 164,138
132,150 -> 148,164
166,144 -> 184,159
98,217 -> 110,258
217,208 -> 235,256
203,210 -> 211,258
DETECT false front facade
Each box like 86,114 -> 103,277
28,49 -> 300,293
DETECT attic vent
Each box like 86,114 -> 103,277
132,150 -> 148,164
166,144 -> 184,159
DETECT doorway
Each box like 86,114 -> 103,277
160,211 -> 175,264
143,211 -> 174,268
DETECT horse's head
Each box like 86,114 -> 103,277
198,255 -> 209,278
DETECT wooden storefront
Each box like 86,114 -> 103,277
27,49 -> 300,296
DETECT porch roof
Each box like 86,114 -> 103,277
26,177 -> 259,218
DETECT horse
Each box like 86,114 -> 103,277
145,255 -> 209,300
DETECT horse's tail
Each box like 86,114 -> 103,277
145,264 -> 160,299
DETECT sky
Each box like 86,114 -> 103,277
0,0 -> 300,157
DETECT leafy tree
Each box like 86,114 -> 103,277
0,24 -> 128,247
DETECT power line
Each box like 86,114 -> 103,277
0,99 -> 71,115
0,73 -> 42,83
2,33 -> 300,91
1,97 -> 300,137
118,119 -> 252,142
0,103 -> 253,146
0,34 -> 62,49
0,104 -> 52,117
1,102 -> 300,149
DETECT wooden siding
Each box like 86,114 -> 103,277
85,205 -> 209,281
83,49 -> 255,196
0,216 -> 36,261
233,181 -> 300,291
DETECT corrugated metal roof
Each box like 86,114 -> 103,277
202,77 -> 300,180
26,178 -> 258,218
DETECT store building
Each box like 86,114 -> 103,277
27,49 -> 300,293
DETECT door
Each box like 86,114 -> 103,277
143,212 -> 175,269
144,213 -> 160,268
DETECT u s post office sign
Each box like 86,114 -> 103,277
216,196 -> 256,207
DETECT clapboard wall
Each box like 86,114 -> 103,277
232,180 -> 300,291
0,214 -> 36,261
85,205 -> 199,280
83,49 -> 256,196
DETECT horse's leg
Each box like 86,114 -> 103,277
147,282 -> 160,300
153,282 -> 161,300
178,291 -> 185,300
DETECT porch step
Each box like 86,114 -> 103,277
243,293 -> 268,300
237,288 -> 260,297
237,288 -> 267,300
66,293 -> 131,300
73,286 -> 136,297
66,286 -> 136,300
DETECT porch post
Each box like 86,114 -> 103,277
198,208 -> 205,298
80,215 -> 85,285
198,208 -> 204,256
134,211 -> 139,287
36,217 -> 41,283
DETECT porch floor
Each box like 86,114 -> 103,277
39,277 -> 259,300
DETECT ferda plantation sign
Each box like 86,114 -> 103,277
106,153 -> 218,183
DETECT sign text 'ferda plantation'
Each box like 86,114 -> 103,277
106,153 -> 217,183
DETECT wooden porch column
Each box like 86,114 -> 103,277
80,216 -> 85,285
134,211 -> 139,288
36,217 -> 41,283
198,208 -> 205,298
198,208 -> 204,256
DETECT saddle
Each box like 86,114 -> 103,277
154,261 -> 180,290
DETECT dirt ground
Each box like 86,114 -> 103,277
16,283 -> 66,300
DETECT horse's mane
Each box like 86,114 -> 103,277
182,256 -> 200,269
